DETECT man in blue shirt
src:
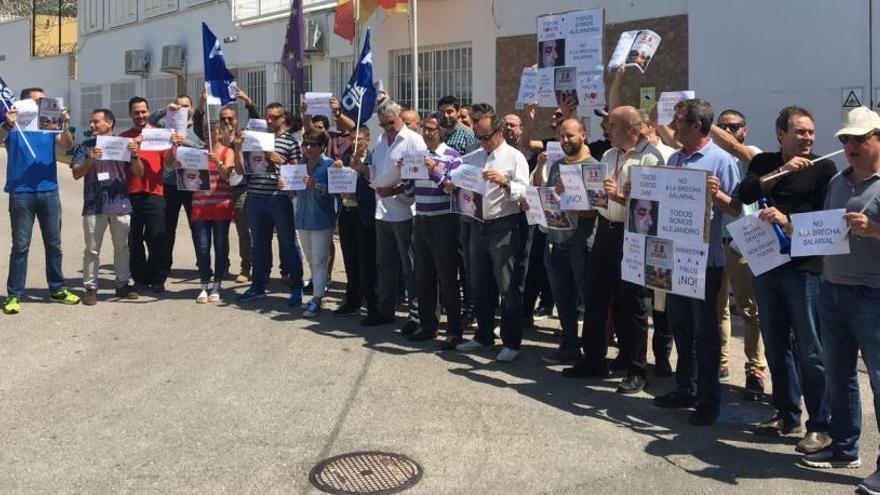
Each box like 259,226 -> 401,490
651,99 -> 740,426
3,86 -> 79,314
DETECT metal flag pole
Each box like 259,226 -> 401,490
411,0 -> 419,114
352,0 -> 362,159
760,149 -> 845,183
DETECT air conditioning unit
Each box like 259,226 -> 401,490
124,49 -> 149,76
160,45 -> 186,75
304,18 -> 325,57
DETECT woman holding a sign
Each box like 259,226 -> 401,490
286,131 -> 338,318
180,122 -> 234,304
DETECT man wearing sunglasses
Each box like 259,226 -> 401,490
799,107 -> 880,495
738,106 -> 837,451
453,113 -> 530,362
708,110 -> 768,402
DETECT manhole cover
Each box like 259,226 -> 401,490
309,451 -> 423,494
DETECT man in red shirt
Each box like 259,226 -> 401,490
120,97 -> 169,292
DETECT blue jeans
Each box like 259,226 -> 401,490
470,214 -> 527,350
820,281 -> 880,467
245,194 -> 303,292
668,266 -> 723,409
191,220 -> 231,285
544,230 -> 589,353
7,190 -> 65,298
753,267 -> 830,432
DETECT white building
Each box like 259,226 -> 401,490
0,0 -> 877,154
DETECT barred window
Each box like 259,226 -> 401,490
145,76 -> 177,112
331,56 -> 354,101
233,0 -> 334,24
79,84 -> 103,136
389,42 -> 472,113
32,0 -> 77,57
110,81 -> 136,130
273,63 -> 313,115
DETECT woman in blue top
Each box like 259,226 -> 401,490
290,130 -> 338,317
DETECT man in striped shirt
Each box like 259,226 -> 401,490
403,113 -> 463,348
234,102 -> 305,305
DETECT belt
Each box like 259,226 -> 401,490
599,216 -> 624,229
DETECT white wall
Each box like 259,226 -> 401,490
0,18 -> 70,104
690,0 -> 871,159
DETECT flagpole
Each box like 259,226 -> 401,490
1,99 -> 36,159
352,0 -> 361,159
411,0 -> 419,114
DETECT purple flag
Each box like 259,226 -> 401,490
281,0 -> 305,95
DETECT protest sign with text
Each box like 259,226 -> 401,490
304,92 -> 334,121
516,67 -> 539,105
176,147 -> 209,170
37,97 -> 63,132
657,91 -> 696,126
280,164 -> 307,191
608,30 -> 662,73
401,150 -> 429,180
450,164 -> 488,195
726,214 -> 791,276
535,8 -> 605,107
790,209 -> 851,257
242,131 -> 276,152
165,107 -> 189,134
328,166 -> 358,194
558,163 -> 590,210
95,135 -> 132,162
176,168 -> 210,192
140,128 -> 173,151
13,99 -> 38,131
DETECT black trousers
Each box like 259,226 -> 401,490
523,227 -> 555,316
652,301 -> 674,364
581,217 -> 625,369
413,214 -> 462,336
160,183 -> 194,282
338,206 -> 378,311
129,192 -> 167,286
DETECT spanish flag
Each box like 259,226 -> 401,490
379,0 -> 408,15
334,0 -> 408,43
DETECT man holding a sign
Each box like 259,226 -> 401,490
738,106 -> 836,450
3,86 -> 78,314
800,108 -> 880,486
652,99 -> 740,426
70,108 -> 143,305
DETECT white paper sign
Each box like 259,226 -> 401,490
401,151 -> 429,180
37,97 -> 63,132
536,8 -> 605,108
140,128 -> 173,151
450,164 -> 488,195
165,107 -> 189,134
583,162 -> 609,209
12,99 -> 38,131
328,167 -> 358,194
246,119 -> 268,132
525,186 -> 548,227
242,131 -> 276,152
671,241 -> 708,299
280,164 -> 307,191
95,135 -> 132,162
546,141 -> 564,165
726,214 -> 791,276
791,209 -> 851,257
369,165 -> 401,189
305,92 -> 334,121
516,67 -> 539,105
608,30 -> 662,73
657,91 -> 696,126
621,232 -> 647,285
559,164 -> 590,210
176,147 -> 209,170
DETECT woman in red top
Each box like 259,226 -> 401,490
172,121 -> 234,303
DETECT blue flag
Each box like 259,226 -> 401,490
280,0 -> 305,95
202,22 -> 237,106
340,29 -> 377,126
0,73 -> 14,121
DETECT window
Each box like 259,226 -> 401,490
187,72 -> 206,105
232,0 -> 335,24
274,62 -> 313,114
331,56 -> 354,100
235,65 -> 267,124
145,76 -> 178,113
389,42 -> 472,113
32,0 -> 78,57
107,0 -> 137,28
143,0 -> 178,18
78,0 -> 103,34
79,84 -> 103,135
110,81 -> 136,130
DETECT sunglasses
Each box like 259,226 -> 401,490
475,128 -> 500,141
553,112 -> 564,119
838,133 -> 876,145
718,122 -> 745,132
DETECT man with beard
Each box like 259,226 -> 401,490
738,106 -> 836,450
438,95 -> 476,154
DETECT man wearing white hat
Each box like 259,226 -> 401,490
800,107 -> 880,495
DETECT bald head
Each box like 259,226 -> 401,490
608,106 -> 643,149
400,109 -> 420,132
558,118 -> 588,157
502,113 -> 523,146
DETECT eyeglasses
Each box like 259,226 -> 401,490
475,128 -> 500,141
378,120 -> 397,128
838,133 -> 876,145
422,126 -> 440,133
717,122 -> 745,132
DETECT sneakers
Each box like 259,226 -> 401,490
617,374 -> 647,395
303,299 -> 322,317
2,297 -> 21,315
689,405 -> 720,426
743,369 -> 765,401
718,365 -> 730,382
800,448 -> 861,469
496,347 -> 520,362
541,348 -> 583,365
652,389 -> 698,409
115,285 -> 139,299
237,286 -> 266,303
83,287 -> 98,306
208,287 -> 221,303
456,339 -> 491,352
50,288 -> 80,305
796,431 -> 832,454
288,286 -> 303,307
753,414 -> 805,437
859,469 -> 880,495
196,289 -> 209,304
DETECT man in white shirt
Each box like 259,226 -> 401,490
367,100 -> 428,331
453,114 -> 530,362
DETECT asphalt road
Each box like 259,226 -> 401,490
0,147 -> 874,494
